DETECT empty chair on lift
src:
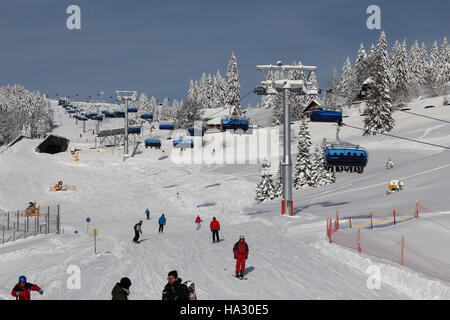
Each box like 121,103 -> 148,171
325,146 -> 368,174
309,110 -> 342,123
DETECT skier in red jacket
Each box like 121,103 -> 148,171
233,235 -> 249,278
195,215 -> 203,230
210,217 -> 220,243
11,276 -> 43,300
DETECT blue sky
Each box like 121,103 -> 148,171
0,0 -> 448,105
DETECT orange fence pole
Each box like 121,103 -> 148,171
349,217 -> 352,229
358,229 -> 361,253
393,210 -> 396,225
415,200 -> 419,218
370,213 -> 373,230
401,236 -> 405,265
326,218 -> 330,243
336,211 -> 339,230
281,200 -> 285,216
330,219 -> 334,243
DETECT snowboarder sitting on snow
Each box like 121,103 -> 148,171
11,276 -> 43,300
233,235 -> 249,278
162,270 -> 189,301
210,217 -> 220,243
133,220 -> 143,243
111,277 -> 131,300
195,215 -> 203,230
145,208 -> 150,220
158,214 -> 166,233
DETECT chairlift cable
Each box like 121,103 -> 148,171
240,88 -> 258,102
341,123 -> 450,150
399,110 -> 450,124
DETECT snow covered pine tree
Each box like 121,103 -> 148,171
363,31 -> 395,135
274,162 -> 283,198
255,159 -> 276,203
293,120 -> 313,189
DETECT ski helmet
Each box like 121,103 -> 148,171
139,220 -> 143,224
239,235 -> 245,240
19,276 -> 26,283
213,217 -> 216,220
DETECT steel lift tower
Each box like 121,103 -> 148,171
115,90 -> 138,156
256,61 -> 318,215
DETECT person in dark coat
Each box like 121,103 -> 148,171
11,276 -> 43,300
133,220 -> 143,243
111,277 -> 131,300
162,270 -> 189,301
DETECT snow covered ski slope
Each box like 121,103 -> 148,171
1,96 -> 450,299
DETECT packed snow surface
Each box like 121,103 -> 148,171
0,96 -> 450,299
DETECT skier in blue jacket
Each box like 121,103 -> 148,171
158,214 -> 166,233
145,208 -> 150,220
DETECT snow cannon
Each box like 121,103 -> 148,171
387,179 -> 402,195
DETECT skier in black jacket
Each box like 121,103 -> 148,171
111,277 -> 131,300
133,220 -> 143,243
162,270 -> 189,301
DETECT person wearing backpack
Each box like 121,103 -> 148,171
162,270 -> 189,301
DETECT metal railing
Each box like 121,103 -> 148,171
0,204 -> 61,245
